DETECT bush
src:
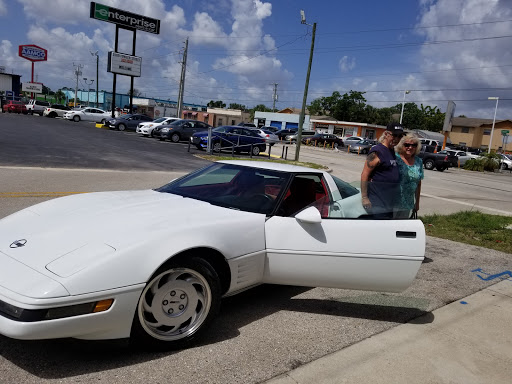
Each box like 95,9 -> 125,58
463,153 -> 500,172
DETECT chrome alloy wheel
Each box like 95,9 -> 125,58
137,268 -> 212,341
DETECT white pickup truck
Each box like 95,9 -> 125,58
26,99 -> 51,115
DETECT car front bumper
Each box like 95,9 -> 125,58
0,284 -> 144,341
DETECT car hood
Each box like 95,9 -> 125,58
0,190 -> 245,274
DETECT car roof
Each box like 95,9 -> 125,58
218,160 -> 328,174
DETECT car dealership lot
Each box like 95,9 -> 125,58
1,113 -> 512,383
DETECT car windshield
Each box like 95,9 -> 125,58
153,117 -> 167,123
120,114 -> 133,120
156,163 -> 291,215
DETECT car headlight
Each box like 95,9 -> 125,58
161,128 -> 169,133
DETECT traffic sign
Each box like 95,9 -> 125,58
501,130 -> 509,136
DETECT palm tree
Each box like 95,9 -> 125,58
54,89 -> 65,104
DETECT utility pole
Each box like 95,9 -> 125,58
90,51 -> 99,108
271,83 -> 278,112
295,11 -> 316,162
176,38 -> 188,119
73,63 -> 83,108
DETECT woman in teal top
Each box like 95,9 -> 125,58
394,134 -> 424,218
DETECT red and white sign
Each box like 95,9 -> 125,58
18,44 -> 48,62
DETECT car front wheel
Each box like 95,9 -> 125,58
251,145 -> 261,156
118,123 -> 126,131
131,258 -> 221,350
170,133 -> 180,143
73,115 -> 80,122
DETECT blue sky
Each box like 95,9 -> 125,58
1,0 -> 511,119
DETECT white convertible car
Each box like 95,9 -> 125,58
0,161 -> 425,349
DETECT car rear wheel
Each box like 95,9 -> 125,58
251,145 -> 261,156
170,133 -> 180,143
213,142 -> 221,152
118,123 -> 126,131
73,115 -> 80,122
131,258 -> 221,350
424,159 -> 434,170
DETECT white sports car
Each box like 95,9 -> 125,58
0,161 -> 425,349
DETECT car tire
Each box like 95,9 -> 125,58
195,145 -> 203,150
131,257 -> 221,350
251,145 -> 261,156
436,166 -> 445,172
170,133 -> 180,143
39,112 -> 44,116
118,123 -> 126,131
213,142 -> 221,153
424,159 -> 434,170
501,163 -> 508,170
73,115 -> 80,122
50,112 -> 57,118
101,119 -> 107,125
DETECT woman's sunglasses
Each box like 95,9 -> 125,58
404,143 -> 418,148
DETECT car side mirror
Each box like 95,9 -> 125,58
295,206 -> 322,224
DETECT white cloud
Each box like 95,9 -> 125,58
0,0 -> 7,16
415,0 -> 512,117
339,56 -> 356,72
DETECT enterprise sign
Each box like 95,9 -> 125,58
108,52 -> 142,77
90,2 -> 160,34
18,45 -> 48,62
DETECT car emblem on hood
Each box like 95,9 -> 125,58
10,239 -> 27,248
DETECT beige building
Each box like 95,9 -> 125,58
183,107 -> 251,127
449,117 -> 512,152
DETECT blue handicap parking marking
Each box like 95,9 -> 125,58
471,268 -> 512,282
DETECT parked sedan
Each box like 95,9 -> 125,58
348,139 -> 377,154
0,160 -> 425,350
63,107 -> 111,123
136,117 -> 180,137
107,114 -> 153,131
153,119 -> 212,142
276,129 -> 298,140
43,104 -> 71,118
438,149 -> 471,166
251,128 -> 279,146
3,100 -> 27,114
303,133 -> 344,148
191,126 -> 267,155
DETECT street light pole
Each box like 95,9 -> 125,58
90,51 -> 99,108
84,78 -> 94,107
488,97 -> 499,154
295,10 -> 316,162
400,90 -> 410,124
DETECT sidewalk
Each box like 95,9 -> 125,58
264,280 -> 512,384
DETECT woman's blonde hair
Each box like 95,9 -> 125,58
396,133 -> 422,155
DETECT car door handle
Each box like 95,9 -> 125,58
396,231 -> 416,239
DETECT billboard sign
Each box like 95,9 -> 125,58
18,45 -> 48,62
90,2 -> 160,34
22,82 -> 43,93
442,100 -> 456,132
107,52 -> 142,77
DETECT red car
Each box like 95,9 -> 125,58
3,100 -> 28,114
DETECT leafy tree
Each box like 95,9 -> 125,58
54,89 -> 66,103
228,103 -> 247,111
249,104 -> 272,120
207,100 -> 226,108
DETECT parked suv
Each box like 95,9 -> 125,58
43,104 -> 71,118
154,119 -> 212,142
3,100 -> 28,114
26,99 -> 50,116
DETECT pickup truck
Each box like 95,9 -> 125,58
418,145 -> 457,171
26,99 -> 50,116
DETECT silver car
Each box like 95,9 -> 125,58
251,128 -> 279,146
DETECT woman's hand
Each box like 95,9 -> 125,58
362,196 -> 372,211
